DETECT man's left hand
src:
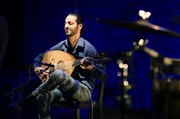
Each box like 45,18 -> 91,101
80,57 -> 94,70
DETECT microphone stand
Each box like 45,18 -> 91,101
5,62 -> 53,119
5,77 -> 32,119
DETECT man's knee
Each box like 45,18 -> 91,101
51,70 -> 65,79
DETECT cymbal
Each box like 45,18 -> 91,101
96,18 -> 180,38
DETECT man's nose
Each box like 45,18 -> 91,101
64,23 -> 69,28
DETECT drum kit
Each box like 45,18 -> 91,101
96,10 -> 180,118
96,11 -> 180,64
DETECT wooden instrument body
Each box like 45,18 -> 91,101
41,50 -> 76,82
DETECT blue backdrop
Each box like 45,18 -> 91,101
2,0 -> 180,116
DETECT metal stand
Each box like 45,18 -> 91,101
5,79 -> 32,119
117,38 -> 147,119
117,59 -> 132,119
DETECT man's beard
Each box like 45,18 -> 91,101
65,31 -> 76,37
66,33 -> 73,37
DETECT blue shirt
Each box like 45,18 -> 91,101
33,37 -> 106,91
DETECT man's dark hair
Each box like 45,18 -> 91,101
68,12 -> 84,34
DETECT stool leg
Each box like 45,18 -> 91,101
76,108 -> 80,119
90,105 -> 93,119
99,107 -> 102,119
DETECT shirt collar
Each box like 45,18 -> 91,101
65,37 -> 84,48
76,37 -> 84,48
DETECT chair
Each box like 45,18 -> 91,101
51,78 -> 106,119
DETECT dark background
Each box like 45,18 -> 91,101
1,0 -> 180,119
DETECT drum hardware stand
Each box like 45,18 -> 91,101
117,59 -> 132,119
116,38 -> 144,119
117,37 -> 150,119
116,10 -> 152,118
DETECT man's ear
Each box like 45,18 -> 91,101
78,24 -> 83,30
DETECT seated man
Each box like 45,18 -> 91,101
30,12 -> 107,119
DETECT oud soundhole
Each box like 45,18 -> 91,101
56,60 -> 65,70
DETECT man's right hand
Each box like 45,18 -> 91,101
34,66 -> 50,81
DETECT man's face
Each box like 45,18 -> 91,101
64,15 -> 81,36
